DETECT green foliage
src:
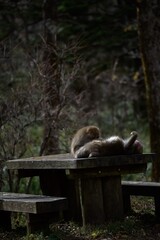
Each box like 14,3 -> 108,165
18,177 -> 41,195
24,126 -> 43,157
21,232 -> 46,240
107,218 -> 135,235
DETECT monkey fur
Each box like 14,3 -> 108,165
127,139 -> 143,154
71,128 -> 143,158
75,137 -> 124,158
71,125 -> 101,157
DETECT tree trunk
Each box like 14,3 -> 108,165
137,0 -> 160,181
40,0 -> 60,156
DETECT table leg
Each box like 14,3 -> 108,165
102,175 -> 124,220
39,170 -> 81,221
79,178 -> 105,226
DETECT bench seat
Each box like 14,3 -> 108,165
122,181 -> 160,220
0,192 -> 67,233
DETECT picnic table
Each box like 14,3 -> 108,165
6,153 -> 155,226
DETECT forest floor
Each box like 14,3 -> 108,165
0,196 -> 160,240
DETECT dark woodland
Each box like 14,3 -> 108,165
0,0 -> 160,239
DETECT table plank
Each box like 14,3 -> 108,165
6,153 -> 156,170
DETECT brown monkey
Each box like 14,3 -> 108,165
75,137 -> 124,158
127,139 -> 143,154
123,131 -> 143,154
71,125 -> 101,158
75,131 -> 141,158
124,131 -> 138,152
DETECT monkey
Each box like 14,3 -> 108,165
123,131 -> 143,154
127,139 -> 143,154
71,125 -> 101,157
73,131 -> 143,158
75,137 -> 124,158
123,131 -> 138,153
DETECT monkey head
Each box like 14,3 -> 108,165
71,125 -> 101,157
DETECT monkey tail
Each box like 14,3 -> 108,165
124,131 -> 138,151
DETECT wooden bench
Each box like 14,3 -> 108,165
0,192 -> 68,233
122,181 -> 160,220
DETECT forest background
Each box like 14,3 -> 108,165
0,0 -> 160,193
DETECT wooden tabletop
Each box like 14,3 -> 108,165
6,153 -> 156,170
